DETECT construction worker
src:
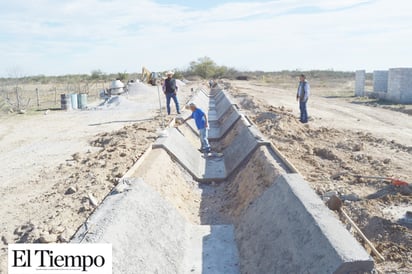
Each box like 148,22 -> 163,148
296,74 -> 310,123
182,102 -> 211,153
163,71 -> 180,115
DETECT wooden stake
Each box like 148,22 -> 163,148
340,208 -> 385,262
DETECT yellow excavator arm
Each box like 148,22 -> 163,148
141,66 -> 163,86
141,67 -> 151,83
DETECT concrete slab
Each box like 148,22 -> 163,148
71,179 -> 188,274
191,91 -> 211,109
235,174 -> 374,274
188,90 -> 236,124
373,70 -> 389,93
203,154 -> 226,181
224,124 -> 269,177
214,90 -> 226,104
387,67 -> 412,103
72,179 -> 240,274
199,87 -> 221,98
186,105 -> 242,140
355,70 -> 366,97
184,225 -> 240,274
198,87 -> 209,95
153,128 -> 226,182
216,108 -> 242,139
215,93 -> 237,120
154,123 -> 269,181
210,87 -> 222,97
207,110 -> 218,122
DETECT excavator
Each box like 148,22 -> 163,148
141,67 -> 163,86
100,67 -> 162,99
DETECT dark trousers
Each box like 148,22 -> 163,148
299,100 -> 308,123
166,93 -> 180,115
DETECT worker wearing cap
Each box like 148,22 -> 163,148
163,71 -> 181,115
182,103 -> 211,153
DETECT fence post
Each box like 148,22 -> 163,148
54,87 -> 57,105
36,88 -> 40,108
15,87 -> 20,110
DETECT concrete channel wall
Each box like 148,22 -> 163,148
72,87 -> 374,273
236,174 -> 373,273
72,179 -> 189,274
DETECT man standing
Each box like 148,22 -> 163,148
183,102 -> 211,153
296,74 -> 310,123
163,71 -> 180,115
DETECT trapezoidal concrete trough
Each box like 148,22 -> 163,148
236,174 -> 373,273
186,103 -> 243,141
152,127 -> 227,182
154,114 -> 271,182
72,179 -> 240,274
72,86 -> 374,273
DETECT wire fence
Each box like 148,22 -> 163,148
0,81 -> 107,111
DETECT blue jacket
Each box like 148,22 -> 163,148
191,108 -> 206,129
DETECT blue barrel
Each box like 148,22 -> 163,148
71,94 -> 78,109
61,94 -> 72,111
78,93 -> 88,109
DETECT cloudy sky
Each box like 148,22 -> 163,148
0,0 -> 411,76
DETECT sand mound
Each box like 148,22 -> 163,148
127,82 -> 156,96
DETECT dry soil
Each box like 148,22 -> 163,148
229,80 -> 412,273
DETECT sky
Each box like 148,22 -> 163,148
0,0 -> 411,76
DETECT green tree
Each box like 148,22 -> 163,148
90,69 -> 104,80
186,57 -> 238,79
190,57 -> 218,79
116,71 -> 128,81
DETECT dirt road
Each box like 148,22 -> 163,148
231,80 -> 412,146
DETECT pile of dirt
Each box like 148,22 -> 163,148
127,82 -> 155,96
0,119 -> 158,267
231,91 -> 412,273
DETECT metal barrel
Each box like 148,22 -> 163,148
78,93 -> 88,109
61,94 -> 72,111
71,93 -> 78,109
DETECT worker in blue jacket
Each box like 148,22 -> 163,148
182,102 -> 211,153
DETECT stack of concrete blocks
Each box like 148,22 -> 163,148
355,70 -> 366,97
387,68 -> 412,104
